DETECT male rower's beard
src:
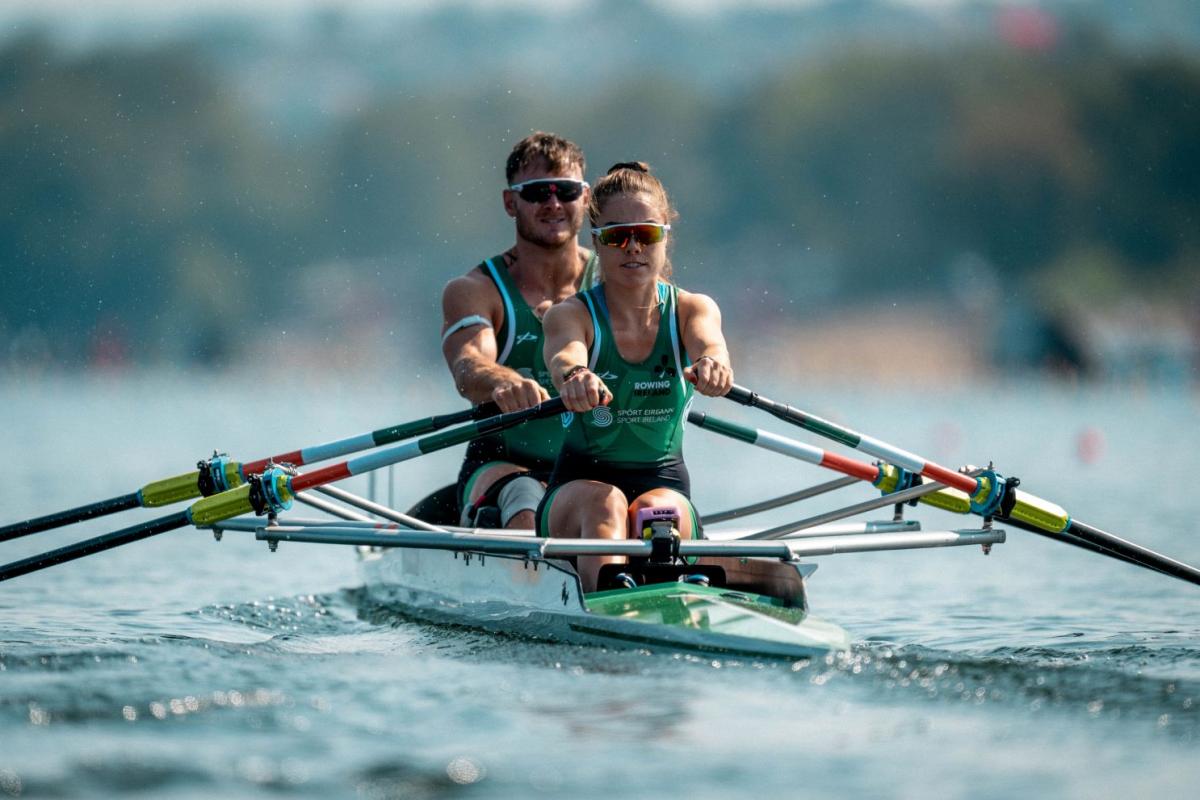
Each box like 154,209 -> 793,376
515,211 -> 581,251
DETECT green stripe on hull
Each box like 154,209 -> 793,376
582,583 -> 849,657
565,621 -> 828,660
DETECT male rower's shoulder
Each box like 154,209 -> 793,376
441,262 -> 503,326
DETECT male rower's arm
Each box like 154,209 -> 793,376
441,273 -> 548,411
679,291 -> 734,397
544,300 -> 610,412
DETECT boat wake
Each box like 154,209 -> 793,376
837,640 -> 1200,739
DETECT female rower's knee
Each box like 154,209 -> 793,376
628,490 -> 695,539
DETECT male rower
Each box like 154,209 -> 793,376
439,132 -> 598,529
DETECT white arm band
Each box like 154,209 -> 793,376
441,314 -> 493,345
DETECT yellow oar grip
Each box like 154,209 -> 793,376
190,485 -> 255,527
140,471 -> 203,507
919,488 -> 972,515
1006,490 -> 1070,533
875,464 -> 972,514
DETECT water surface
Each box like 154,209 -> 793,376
2,373 -> 1198,798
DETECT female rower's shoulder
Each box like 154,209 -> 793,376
675,288 -> 722,319
543,294 -> 590,330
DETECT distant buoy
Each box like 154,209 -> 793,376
1076,427 -> 1105,464
932,421 -> 964,458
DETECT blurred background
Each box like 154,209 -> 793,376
1,0 -> 1197,388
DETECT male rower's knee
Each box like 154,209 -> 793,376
497,475 -> 545,528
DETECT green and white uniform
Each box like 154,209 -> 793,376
562,281 -> 693,467
456,252 -> 598,510
537,281 -> 697,536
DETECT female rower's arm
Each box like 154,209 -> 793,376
544,299 -> 610,412
679,291 -> 734,397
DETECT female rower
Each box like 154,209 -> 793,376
540,162 -> 733,592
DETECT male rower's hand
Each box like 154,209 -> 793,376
561,368 -> 611,412
491,376 -> 550,413
684,356 -> 733,397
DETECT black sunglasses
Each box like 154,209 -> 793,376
508,178 -> 589,204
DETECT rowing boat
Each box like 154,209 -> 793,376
212,510 -> 1001,660
4,387 -> 1198,661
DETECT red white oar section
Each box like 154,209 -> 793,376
723,384 -> 1200,588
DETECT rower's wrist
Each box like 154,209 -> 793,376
561,365 -> 589,382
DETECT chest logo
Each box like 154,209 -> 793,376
590,407 -> 614,427
515,332 -> 539,345
595,370 -> 619,382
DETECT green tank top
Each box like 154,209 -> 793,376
477,252 -> 598,467
560,281 -> 694,468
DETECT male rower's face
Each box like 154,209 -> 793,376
505,161 -> 588,250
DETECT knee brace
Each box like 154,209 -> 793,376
497,475 -> 546,527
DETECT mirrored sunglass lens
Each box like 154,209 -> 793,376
597,225 -> 666,247
598,228 -> 630,247
632,225 -> 665,245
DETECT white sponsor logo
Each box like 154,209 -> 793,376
515,332 -> 539,344
590,407 -> 614,427
633,379 -> 671,391
596,370 -> 619,381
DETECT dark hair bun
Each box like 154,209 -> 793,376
607,161 -> 651,175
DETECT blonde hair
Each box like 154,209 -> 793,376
588,162 -> 678,278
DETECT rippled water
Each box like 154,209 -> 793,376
2,372 -> 1198,798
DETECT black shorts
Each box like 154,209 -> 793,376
534,451 -> 695,537
455,435 -> 552,513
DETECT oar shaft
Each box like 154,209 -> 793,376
689,411 -> 972,516
194,398 -> 567,525
0,511 -> 192,583
0,493 -> 141,543
240,402 -> 498,475
725,385 -> 978,493
0,402 -> 499,541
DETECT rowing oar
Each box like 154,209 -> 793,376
0,403 -> 498,543
691,411 -> 1158,566
723,385 -> 1200,587
688,411 -> 972,515
0,398 -> 563,583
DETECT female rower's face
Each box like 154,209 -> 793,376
593,192 -> 669,286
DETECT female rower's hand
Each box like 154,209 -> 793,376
684,356 -> 733,397
561,368 -> 611,412
491,376 -> 550,413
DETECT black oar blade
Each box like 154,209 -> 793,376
1066,518 -> 1200,587
1001,514 -> 1199,587
0,510 -> 191,583
0,493 -> 142,544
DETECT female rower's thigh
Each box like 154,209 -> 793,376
544,480 -> 629,538
628,488 -> 696,539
